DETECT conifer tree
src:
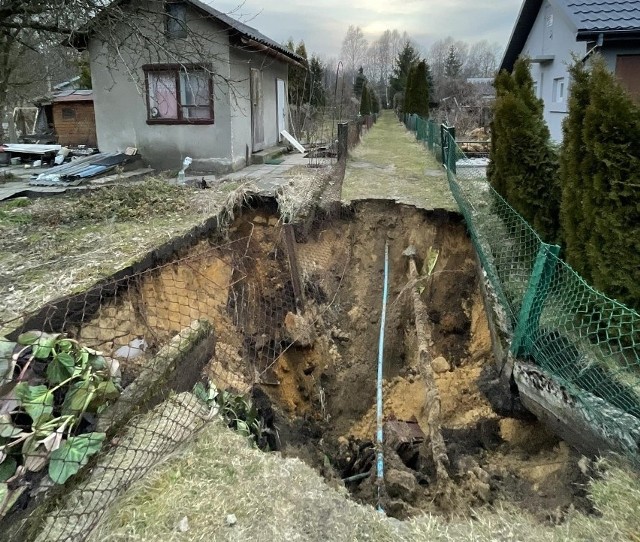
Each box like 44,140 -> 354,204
371,90 -> 380,114
359,83 -> 372,115
488,58 -> 560,242
308,56 -> 326,107
403,64 -> 417,114
559,61 -> 592,280
353,67 -> 366,98
564,57 -> 640,307
390,42 -> 420,96
407,60 -> 430,117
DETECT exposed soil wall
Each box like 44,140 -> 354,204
64,199 -> 589,523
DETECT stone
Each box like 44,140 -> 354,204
284,312 -> 315,347
385,469 -> 418,500
431,356 -> 450,374
226,514 -> 237,526
177,516 -> 189,532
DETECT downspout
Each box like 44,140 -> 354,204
581,33 -> 604,63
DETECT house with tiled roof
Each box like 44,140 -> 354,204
500,1 -> 640,140
71,0 -> 306,172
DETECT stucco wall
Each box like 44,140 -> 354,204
522,0 -> 586,141
600,45 -> 640,71
88,1 -> 287,173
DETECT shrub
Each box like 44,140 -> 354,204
488,58 -> 560,242
560,56 -> 640,309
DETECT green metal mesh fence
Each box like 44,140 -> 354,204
441,128 -> 640,458
403,112 -> 640,458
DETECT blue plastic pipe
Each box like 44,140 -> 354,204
376,240 -> 390,512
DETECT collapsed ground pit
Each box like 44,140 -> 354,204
76,199 -> 591,523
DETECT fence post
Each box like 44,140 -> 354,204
510,243 -> 561,358
337,122 -> 348,161
440,125 -> 456,170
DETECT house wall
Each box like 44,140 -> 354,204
88,1 -> 234,173
228,48 -> 289,166
522,0 -> 586,141
600,45 -> 640,71
52,101 -> 97,147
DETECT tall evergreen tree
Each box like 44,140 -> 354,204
371,89 -> 380,114
444,45 -> 463,78
403,64 -> 417,114
359,83 -> 372,115
353,67 -> 366,98
285,40 -> 309,107
559,61 -> 592,280
488,58 -> 560,242
404,60 -> 430,117
390,42 -> 420,96
308,56 -> 326,107
561,57 -> 640,307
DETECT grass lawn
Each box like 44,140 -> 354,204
342,111 -> 457,212
90,416 -> 640,542
0,177 -> 247,329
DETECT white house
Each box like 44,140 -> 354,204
500,0 -> 640,141
72,0 -> 305,173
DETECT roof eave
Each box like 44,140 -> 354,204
577,29 -> 640,42
499,0 -> 544,73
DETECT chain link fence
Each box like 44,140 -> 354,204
403,111 -> 640,459
0,134 -> 358,540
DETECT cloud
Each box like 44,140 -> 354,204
211,0 -> 521,57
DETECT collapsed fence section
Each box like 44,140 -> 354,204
403,111 -> 640,460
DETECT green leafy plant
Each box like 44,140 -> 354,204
193,382 -> 271,448
0,331 -> 121,517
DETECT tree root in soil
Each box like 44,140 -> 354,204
405,253 -> 451,486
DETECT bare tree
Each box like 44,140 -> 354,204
340,25 -> 368,80
465,40 -> 502,78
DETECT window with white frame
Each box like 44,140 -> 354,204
553,77 -> 565,102
144,65 -> 214,124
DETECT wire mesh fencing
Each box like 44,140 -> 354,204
403,113 -> 442,164
427,122 -> 640,459
0,137 -> 361,541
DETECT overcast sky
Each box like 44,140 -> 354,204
213,0 -> 522,59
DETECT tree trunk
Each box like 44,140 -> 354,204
406,256 -> 450,483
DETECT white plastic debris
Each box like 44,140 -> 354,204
177,156 -> 193,184
226,514 -> 237,526
114,338 -> 148,360
177,516 -> 189,532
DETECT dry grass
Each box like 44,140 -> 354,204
90,418 -> 640,542
342,111 -> 457,212
0,177 -> 254,329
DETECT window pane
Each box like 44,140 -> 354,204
166,3 -> 187,39
179,71 -> 211,119
180,71 -> 210,106
148,72 -> 178,119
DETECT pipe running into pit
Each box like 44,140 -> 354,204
376,240 -> 390,512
